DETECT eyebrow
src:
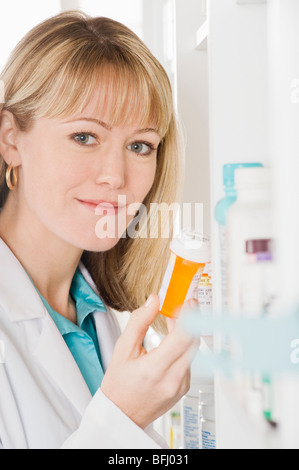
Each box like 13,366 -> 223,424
63,117 -> 161,137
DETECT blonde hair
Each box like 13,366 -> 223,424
0,11 -> 185,333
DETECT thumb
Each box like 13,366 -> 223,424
121,294 -> 160,356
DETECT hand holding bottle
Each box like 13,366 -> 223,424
101,294 -> 198,430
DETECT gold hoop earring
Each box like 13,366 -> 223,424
5,164 -> 18,191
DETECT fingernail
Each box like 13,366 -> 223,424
145,294 -> 155,308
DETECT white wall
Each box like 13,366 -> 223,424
78,0 -> 144,40
175,0 -> 211,236
0,0 -> 206,234
0,1 -> 61,72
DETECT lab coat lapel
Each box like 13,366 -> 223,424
93,308 -> 120,372
78,262 -> 121,372
0,239 -> 101,416
33,314 -> 92,416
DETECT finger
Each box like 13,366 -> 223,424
151,342 -> 196,397
184,298 -> 199,309
167,297 -> 199,322
166,317 -> 176,333
119,294 -> 160,357
165,355 -> 192,391
149,324 -> 197,371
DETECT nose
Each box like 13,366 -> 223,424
95,149 -> 126,190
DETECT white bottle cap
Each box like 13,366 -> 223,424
199,390 -> 215,404
170,232 -> 211,264
234,167 -> 272,191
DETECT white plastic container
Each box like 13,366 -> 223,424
226,167 -> 274,316
181,377 -> 214,449
200,401 -> 216,449
215,163 -> 263,310
181,380 -> 201,449
197,388 -> 215,449
225,167 -> 279,424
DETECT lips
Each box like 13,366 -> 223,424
77,198 -> 127,215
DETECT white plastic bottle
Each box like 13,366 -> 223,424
181,380 -> 201,449
181,377 -> 214,449
225,166 -> 278,423
215,163 -> 263,310
240,238 -> 276,318
226,167 -> 274,317
200,400 -> 216,449
197,387 -> 215,449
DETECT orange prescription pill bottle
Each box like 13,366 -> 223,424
158,233 -> 211,318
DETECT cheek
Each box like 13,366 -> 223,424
21,146 -> 83,200
131,162 -> 157,202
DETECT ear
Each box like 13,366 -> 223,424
0,110 -> 22,166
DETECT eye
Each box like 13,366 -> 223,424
72,133 -> 97,145
128,142 -> 156,156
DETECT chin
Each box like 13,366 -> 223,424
62,215 -> 130,253
73,232 -> 123,253
88,237 -> 122,253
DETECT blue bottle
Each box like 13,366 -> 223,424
215,163 -> 263,309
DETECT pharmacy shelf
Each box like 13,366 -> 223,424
215,375 -> 278,449
173,0 -> 299,449
200,0 -> 287,449
207,0 -> 299,449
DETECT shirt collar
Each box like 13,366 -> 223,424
38,267 -> 106,335
70,267 -> 107,328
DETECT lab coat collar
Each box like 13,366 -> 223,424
33,314 -> 92,415
0,237 -> 45,322
0,237 -> 92,414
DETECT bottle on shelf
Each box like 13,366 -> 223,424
181,375 -> 215,449
225,166 -> 278,426
215,162 -> 263,311
199,396 -> 216,449
226,166 -> 274,317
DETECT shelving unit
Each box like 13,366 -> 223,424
189,0 -> 299,449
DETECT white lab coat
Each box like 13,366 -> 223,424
0,238 -> 166,449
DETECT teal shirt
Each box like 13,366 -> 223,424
37,268 -> 107,396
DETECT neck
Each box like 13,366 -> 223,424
0,195 -> 83,322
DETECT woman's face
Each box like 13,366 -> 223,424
12,94 -> 161,252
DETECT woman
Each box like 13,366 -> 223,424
0,11 -> 196,449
